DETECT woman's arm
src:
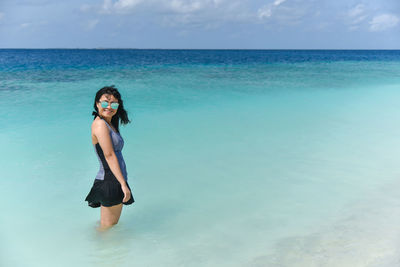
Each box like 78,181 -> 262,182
93,120 -> 127,187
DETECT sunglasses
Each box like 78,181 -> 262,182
100,100 -> 119,109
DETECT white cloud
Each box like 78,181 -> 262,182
346,4 -> 368,30
273,0 -> 286,6
257,0 -> 309,26
100,0 -> 114,14
85,0 -> 310,30
19,21 -> 47,29
169,0 -> 204,13
85,19 -> 99,30
348,4 -> 364,18
89,0 -> 251,29
95,0 -> 237,15
349,4 -> 367,23
99,0 -> 205,14
20,22 -> 31,28
114,0 -> 143,11
0,12 -> 4,20
351,15 -> 367,25
257,6 -> 272,19
369,14 -> 399,32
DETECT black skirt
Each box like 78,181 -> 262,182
85,177 -> 135,208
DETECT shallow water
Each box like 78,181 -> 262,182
1,50 -> 400,266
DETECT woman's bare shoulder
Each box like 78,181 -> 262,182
92,117 -> 107,132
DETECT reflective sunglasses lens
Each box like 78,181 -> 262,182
111,103 -> 119,109
100,101 -> 109,108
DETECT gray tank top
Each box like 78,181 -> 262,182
93,118 -> 128,181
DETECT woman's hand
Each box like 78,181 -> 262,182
121,184 -> 131,203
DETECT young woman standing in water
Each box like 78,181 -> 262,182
85,85 -> 134,230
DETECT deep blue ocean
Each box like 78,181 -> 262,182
1,49 -> 400,266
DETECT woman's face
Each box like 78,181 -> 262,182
96,94 -> 119,119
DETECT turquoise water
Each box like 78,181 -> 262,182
2,50 -> 400,266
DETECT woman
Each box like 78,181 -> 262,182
85,85 -> 134,230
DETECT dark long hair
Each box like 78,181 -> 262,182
92,85 -> 131,133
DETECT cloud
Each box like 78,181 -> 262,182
85,19 -> 99,30
79,0 -> 362,32
346,3 -> 368,31
113,0 -> 143,11
87,0 -> 207,15
273,0 -> 286,6
82,0 -> 252,29
97,0 -> 145,14
348,4 -> 367,24
169,0 -> 204,13
0,12 -> 4,21
257,0 -> 310,26
158,1 -> 252,29
369,14 -> 399,32
348,4 -> 364,18
257,0 -> 287,20
100,0 -> 113,14
85,0 -> 307,30
18,20 -> 47,29
257,6 -> 272,19
20,22 -> 31,28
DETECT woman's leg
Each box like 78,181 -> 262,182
99,203 -> 123,229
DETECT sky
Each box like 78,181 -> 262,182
0,0 -> 399,49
